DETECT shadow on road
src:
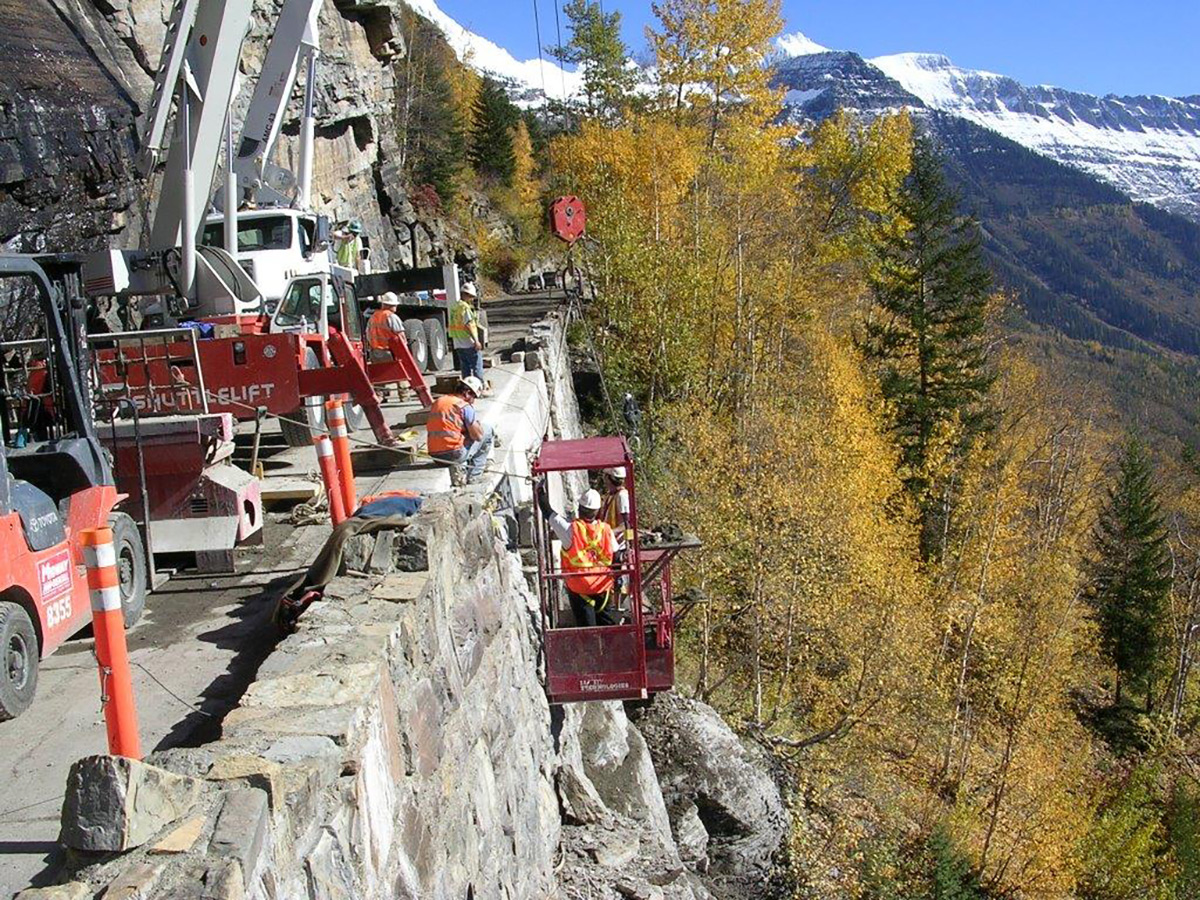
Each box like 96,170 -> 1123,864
154,571 -> 293,751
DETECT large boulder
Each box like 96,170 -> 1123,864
59,755 -> 204,853
632,694 -> 790,894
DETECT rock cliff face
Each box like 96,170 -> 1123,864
0,0 -> 463,265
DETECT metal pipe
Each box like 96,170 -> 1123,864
179,65 -> 197,299
297,50 -> 317,208
116,397 -> 156,585
224,112 -> 238,257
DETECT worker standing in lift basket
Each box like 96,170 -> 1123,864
537,483 -> 622,627
427,375 -> 492,486
601,466 -> 632,542
449,281 -> 485,386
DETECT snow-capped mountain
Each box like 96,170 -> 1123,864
402,0 -> 581,103
772,34 -> 1200,222
871,53 -> 1200,221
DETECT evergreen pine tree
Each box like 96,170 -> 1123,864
469,78 -> 519,185
862,136 -> 995,558
397,14 -> 464,204
1088,436 -> 1173,711
552,0 -> 636,122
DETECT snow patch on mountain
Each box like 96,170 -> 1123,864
871,51 -> 1200,220
403,0 -> 582,102
776,31 -> 830,58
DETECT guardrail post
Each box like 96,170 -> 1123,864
324,399 -> 358,516
81,526 -> 142,759
314,434 -> 347,525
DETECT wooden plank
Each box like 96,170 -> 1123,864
260,479 -> 320,503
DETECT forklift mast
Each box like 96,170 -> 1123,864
0,255 -> 110,484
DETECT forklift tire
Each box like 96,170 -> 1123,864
0,601 -> 38,721
424,317 -> 450,371
404,318 -> 429,372
110,513 -> 147,628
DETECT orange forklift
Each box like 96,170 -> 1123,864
0,256 -> 147,719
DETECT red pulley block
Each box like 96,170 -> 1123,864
550,196 -> 587,244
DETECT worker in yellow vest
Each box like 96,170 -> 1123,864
449,281 -> 484,384
537,484 -> 621,627
601,466 -> 632,542
365,293 -> 405,361
334,220 -> 364,270
426,375 -> 492,486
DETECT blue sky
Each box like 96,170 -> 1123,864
437,0 -> 1199,98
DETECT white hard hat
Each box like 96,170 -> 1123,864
380,292 -> 399,306
459,375 -> 484,395
579,489 -> 602,511
605,466 -> 626,480
460,281 -> 478,297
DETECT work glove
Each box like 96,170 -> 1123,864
536,479 -> 554,519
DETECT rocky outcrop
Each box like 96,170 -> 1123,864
633,694 -> 792,898
1,0 -> 471,265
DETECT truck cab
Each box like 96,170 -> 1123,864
270,265 -> 362,342
201,208 -> 329,308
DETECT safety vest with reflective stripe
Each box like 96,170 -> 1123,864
601,489 -> 634,543
427,395 -> 467,453
367,309 -> 402,351
336,235 -> 362,268
448,299 -> 475,342
561,518 -> 616,597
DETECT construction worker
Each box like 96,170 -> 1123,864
449,281 -> 484,384
427,375 -> 492,485
601,466 -> 632,542
334,220 -> 364,270
366,293 -> 406,362
537,483 -> 621,627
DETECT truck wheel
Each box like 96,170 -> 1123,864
280,348 -> 324,448
424,318 -> 450,371
109,513 -> 147,628
343,400 -> 368,433
0,601 -> 38,721
404,318 -> 429,372
477,310 -> 490,350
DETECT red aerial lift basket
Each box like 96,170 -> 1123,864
532,436 -> 678,704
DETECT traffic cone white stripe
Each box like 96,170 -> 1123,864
83,542 -> 117,569
90,584 -> 123,613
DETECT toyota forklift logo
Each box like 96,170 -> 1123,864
38,549 -> 72,602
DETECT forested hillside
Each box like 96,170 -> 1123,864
393,0 -> 1200,895
774,52 -> 1200,448
408,1 -> 1200,898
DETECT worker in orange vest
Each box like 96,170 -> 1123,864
537,483 -> 621,627
426,375 -> 492,486
366,293 -> 405,362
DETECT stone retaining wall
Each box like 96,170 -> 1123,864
28,310 -> 791,900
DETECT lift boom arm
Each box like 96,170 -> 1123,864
232,0 -> 322,206
146,0 -> 254,252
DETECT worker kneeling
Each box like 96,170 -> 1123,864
427,375 -> 492,486
539,484 -> 621,627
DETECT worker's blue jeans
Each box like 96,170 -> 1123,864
454,346 -> 484,382
430,423 -> 493,479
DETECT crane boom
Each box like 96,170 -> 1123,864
232,0 -> 322,205
148,0 -> 253,253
